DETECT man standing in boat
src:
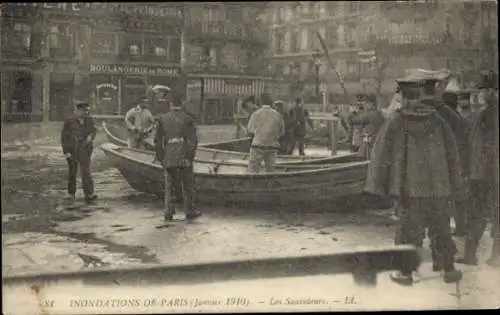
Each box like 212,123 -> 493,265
365,78 -> 464,285
273,100 -> 294,155
154,94 -> 201,221
289,97 -> 313,155
125,95 -> 156,149
246,93 -> 285,173
60,101 -> 98,202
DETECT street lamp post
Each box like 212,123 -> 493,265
313,49 -> 323,107
200,56 -> 211,124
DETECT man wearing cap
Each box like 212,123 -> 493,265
289,97 -> 313,155
273,100 -> 294,155
60,102 -> 98,202
365,78 -> 464,284
346,94 -> 384,159
125,96 -> 156,149
246,93 -> 285,173
456,71 -> 499,267
155,94 -> 201,221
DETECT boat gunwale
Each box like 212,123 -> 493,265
101,121 -> 355,165
101,143 -> 370,179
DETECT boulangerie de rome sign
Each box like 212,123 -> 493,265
89,64 -> 180,77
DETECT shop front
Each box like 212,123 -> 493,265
189,76 -> 267,124
87,64 -> 181,117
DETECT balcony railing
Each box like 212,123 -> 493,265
373,33 -> 445,46
186,22 -> 267,44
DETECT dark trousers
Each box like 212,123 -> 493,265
453,198 -> 468,234
463,181 -> 498,258
288,134 -> 305,155
164,166 -> 195,216
66,148 -> 94,196
395,198 -> 457,273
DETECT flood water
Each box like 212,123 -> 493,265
2,123 -> 499,311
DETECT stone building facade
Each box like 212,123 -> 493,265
1,2 -> 282,124
263,1 -> 498,106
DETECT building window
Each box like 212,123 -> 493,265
308,29 -> 316,49
346,61 -> 359,77
204,5 -> 224,22
313,2 -> 321,17
49,24 -> 73,57
146,36 -> 168,58
275,30 -> 285,54
91,32 -> 116,55
121,34 -> 143,56
6,72 -> 33,115
344,25 -> 356,47
290,29 -> 300,52
327,2 -> 337,16
327,26 -> 337,48
348,2 -> 360,13
278,6 -> 286,23
168,37 -> 181,63
3,22 -> 32,56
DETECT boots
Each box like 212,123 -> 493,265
487,237 -> 500,267
455,236 -> 479,266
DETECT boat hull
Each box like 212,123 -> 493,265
101,143 -> 373,209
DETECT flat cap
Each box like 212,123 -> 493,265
75,101 -> 90,110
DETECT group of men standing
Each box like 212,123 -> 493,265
244,94 -> 313,173
365,70 -> 499,285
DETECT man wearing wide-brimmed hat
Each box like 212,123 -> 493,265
365,77 -> 464,285
124,95 -> 156,149
60,101 -> 98,202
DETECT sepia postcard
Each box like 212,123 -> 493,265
2,1 -> 499,314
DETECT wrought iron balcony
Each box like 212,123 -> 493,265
186,21 -> 267,45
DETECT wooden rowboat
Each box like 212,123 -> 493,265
101,143 -> 371,208
102,121 -> 362,166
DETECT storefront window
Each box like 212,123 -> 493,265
121,77 -> 145,114
49,73 -> 74,121
91,75 -> 119,115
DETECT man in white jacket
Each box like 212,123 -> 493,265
124,96 -> 156,149
246,93 -> 285,173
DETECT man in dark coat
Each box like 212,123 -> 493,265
155,95 -> 201,221
289,97 -> 313,155
365,78 -> 464,285
60,102 -> 98,202
347,95 -> 385,159
456,75 -> 499,267
436,91 -> 471,237
273,100 -> 294,155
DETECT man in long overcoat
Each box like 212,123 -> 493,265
347,95 -> 385,159
155,95 -> 201,221
436,91 -> 471,237
456,75 -> 499,267
365,79 -> 464,285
